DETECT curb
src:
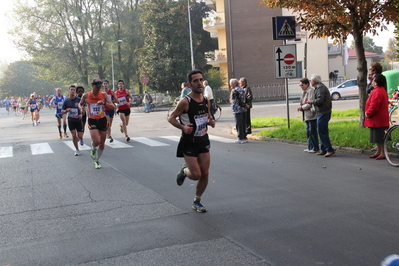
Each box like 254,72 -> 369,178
230,127 -> 371,155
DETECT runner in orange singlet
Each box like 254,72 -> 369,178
79,78 -> 114,169
103,79 -> 117,143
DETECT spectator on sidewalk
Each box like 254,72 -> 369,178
308,74 -> 335,157
203,80 -> 215,119
239,77 -> 253,134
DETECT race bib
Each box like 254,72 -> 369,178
194,115 -> 208,137
57,102 -> 63,109
69,108 -> 79,118
90,104 -> 103,116
118,97 -> 126,105
31,104 -> 36,109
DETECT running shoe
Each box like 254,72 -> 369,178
192,199 -> 207,213
90,148 -> 97,160
32,122 -> 35,126
74,150 -> 81,156
79,139 -> 84,146
35,122 -> 38,126
94,161 -> 101,169
59,133 -> 62,139
64,133 -> 69,138
109,136 -> 114,143
176,163 -> 187,186
126,136 -> 130,142
120,123 -> 124,133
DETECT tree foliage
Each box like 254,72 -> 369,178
349,36 -> 383,54
258,0 -> 399,126
385,38 -> 398,62
137,0 -> 216,92
0,61 -> 62,97
10,0 -> 142,88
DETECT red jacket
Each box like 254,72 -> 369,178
364,86 -> 389,128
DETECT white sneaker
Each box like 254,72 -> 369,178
242,139 -> 248,143
308,150 -> 316,153
74,150 -> 81,156
234,139 -> 245,144
304,149 -> 309,152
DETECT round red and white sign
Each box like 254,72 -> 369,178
284,54 -> 295,65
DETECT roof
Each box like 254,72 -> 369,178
348,49 -> 379,57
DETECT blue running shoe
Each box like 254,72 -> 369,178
192,199 -> 207,213
176,163 -> 187,186
79,139 -> 84,146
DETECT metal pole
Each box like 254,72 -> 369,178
111,40 -> 123,90
188,0 -> 194,70
284,40 -> 290,129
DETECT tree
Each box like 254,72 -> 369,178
10,0 -> 142,88
137,0 -> 217,92
0,61 -> 62,97
259,0 -> 399,126
385,38 -> 398,62
349,36 -> 383,54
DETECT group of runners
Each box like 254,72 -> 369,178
41,79 -> 133,169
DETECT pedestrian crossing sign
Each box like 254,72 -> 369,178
272,16 -> 296,40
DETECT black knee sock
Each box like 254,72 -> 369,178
63,124 -> 67,134
58,125 -> 61,133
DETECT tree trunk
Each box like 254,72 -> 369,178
352,20 -> 368,128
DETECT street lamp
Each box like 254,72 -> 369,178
111,40 -> 123,90
188,0 -> 194,70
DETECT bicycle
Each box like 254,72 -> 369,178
384,124 -> 399,166
137,103 -> 156,113
167,98 -> 179,119
389,91 -> 399,125
212,102 -> 222,121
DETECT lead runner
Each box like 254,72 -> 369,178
167,69 -> 215,213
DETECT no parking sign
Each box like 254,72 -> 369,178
141,76 -> 149,83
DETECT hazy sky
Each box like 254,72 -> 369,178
0,1 -> 396,64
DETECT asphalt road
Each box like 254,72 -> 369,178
1,99 -> 398,266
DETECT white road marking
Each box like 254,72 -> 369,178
30,143 -> 54,155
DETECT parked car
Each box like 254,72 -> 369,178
329,79 -> 359,100
130,94 -> 144,107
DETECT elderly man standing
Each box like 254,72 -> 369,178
308,74 -> 335,157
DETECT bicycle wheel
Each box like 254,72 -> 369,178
384,125 -> 399,166
137,104 -> 144,113
167,106 -> 176,119
389,107 -> 399,125
150,103 -> 157,112
213,106 -> 221,121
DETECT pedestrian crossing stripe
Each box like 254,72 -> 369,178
31,143 -> 54,155
131,137 -> 169,147
0,146 -> 12,158
0,135 -> 235,158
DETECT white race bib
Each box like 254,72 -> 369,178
118,97 -> 126,105
90,104 -> 103,116
69,108 -> 79,118
194,115 -> 208,137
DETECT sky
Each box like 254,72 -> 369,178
0,1 -> 396,64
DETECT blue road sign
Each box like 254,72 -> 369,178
273,16 -> 296,40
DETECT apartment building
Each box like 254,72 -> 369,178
203,0 -> 329,94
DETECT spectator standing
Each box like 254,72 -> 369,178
308,74 -> 335,157
366,62 -> 383,95
297,78 -> 319,153
143,91 -> 152,113
239,77 -> 253,134
180,82 -> 191,100
364,74 -> 389,160
230,78 -> 248,143
203,80 -> 214,119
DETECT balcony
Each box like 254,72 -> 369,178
202,12 -> 225,32
205,49 -> 227,65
